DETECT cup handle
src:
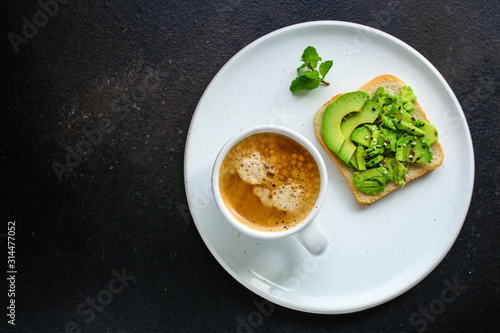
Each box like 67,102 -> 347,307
295,221 -> 328,256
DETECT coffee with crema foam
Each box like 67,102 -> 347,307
218,132 -> 321,232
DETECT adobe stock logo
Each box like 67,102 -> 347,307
7,0 -> 72,54
233,299 -> 274,333
63,267 -> 137,333
51,118 -> 116,182
401,277 -> 467,333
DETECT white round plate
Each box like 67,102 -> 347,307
183,21 -> 474,314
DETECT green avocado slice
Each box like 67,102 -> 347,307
381,114 -> 396,130
411,138 -> 433,163
321,91 -> 369,156
349,154 -> 359,170
355,145 -> 366,171
351,126 -> 372,147
384,157 -> 407,186
395,119 -> 426,137
395,135 -> 413,161
337,101 -> 381,163
396,135 -> 433,163
414,119 -> 438,145
380,127 -> 398,152
353,167 -> 388,194
366,154 -> 384,168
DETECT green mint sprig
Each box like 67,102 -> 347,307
289,46 -> 333,93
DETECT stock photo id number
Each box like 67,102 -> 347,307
5,221 -> 16,326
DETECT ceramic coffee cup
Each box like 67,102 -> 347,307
211,125 -> 329,256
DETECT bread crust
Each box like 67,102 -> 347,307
313,75 -> 444,204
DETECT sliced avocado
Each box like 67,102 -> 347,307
349,153 -> 359,170
364,126 -> 385,157
322,91 -> 369,155
351,126 -> 372,147
396,135 -> 433,163
383,161 -> 394,181
414,119 -> 438,145
337,101 -> 381,163
390,105 -> 412,123
352,167 -> 387,194
367,124 -> 381,148
355,145 -> 366,171
411,138 -> 433,163
395,135 -> 413,161
366,146 -> 384,157
395,119 -> 426,137
388,95 -> 413,122
380,127 -> 398,152
384,157 -> 407,186
366,154 -> 384,168
380,114 -> 396,130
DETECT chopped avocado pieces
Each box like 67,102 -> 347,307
355,145 -> 366,171
366,154 -> 384,168
321,84 -> 439,195
380,114 -> 396,130
349,153 -> 359,170
395,135 -> 412,161
384,158 -> 407,186
322,91 -> 369,155
396,135 -> 433,163
353,167 -> 387,194
395,119 -> 426,136
338,101 -> 381,163
400,86 -> 416,102
371,87 -> 393,107
380,127 -> 397,152
351,126 -> 372,147
414,119 -> 438,145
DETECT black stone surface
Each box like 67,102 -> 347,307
2,0 -> 499,332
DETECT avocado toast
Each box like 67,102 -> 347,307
313,75 -> 444,204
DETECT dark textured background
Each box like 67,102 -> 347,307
2,0 -> 499,332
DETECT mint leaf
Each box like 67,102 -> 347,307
301,46 -> 322,70
297,63 -> 306,73
303,70 -> 320,80
290,46 -> 333,93
319,60 -> 333,80
289,75 -> 321,93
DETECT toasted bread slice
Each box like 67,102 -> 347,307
313,75 -> 444,204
